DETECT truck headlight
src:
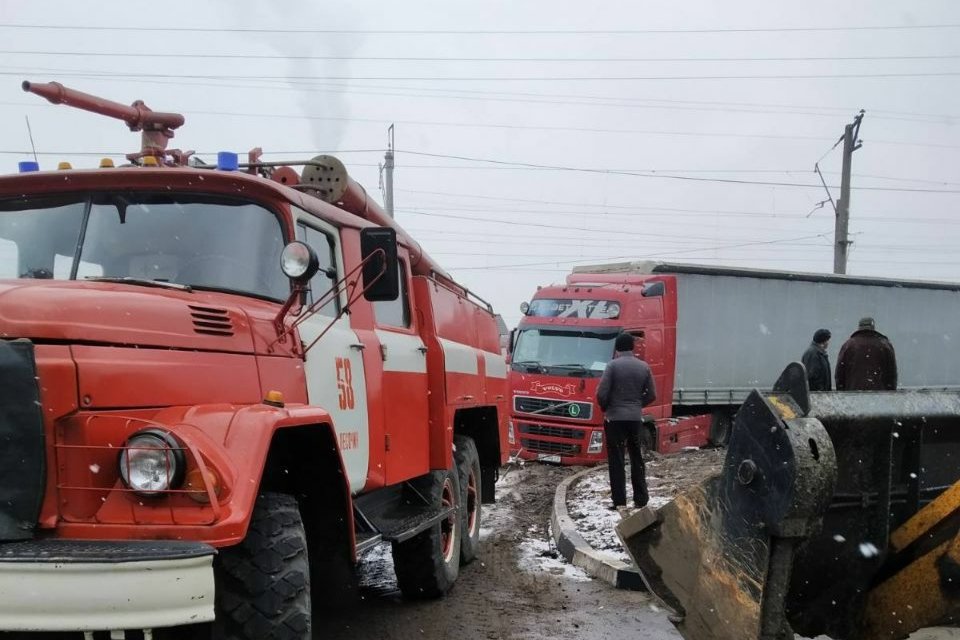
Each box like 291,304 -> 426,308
119,429 -> 186,497
587,430 -> 604,454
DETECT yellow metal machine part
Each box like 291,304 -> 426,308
860,482 -> 960,638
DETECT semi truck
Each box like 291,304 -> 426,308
0,81 -> 509,639
510,261 -> 960,464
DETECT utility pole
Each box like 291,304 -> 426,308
834,111 -> 864,274
383,124 -> 395,218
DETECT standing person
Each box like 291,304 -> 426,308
835,317 -> 898,391
597,332 -> 657,511
802,329 -> 833,391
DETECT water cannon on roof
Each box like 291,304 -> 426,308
22,80 -> 193,165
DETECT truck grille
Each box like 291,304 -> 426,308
520,439 -> 582,455
519,423 -> 581,440
514,396 -> 593,421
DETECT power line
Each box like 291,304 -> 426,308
5,69 -> 960,81
8,61 -> 950,119
446,232 -> 833,270
446,257 -> 960,274
398,151 -> 960,192
2,101 -> 876,145
6,49 -> 960,63
2,23 -> 958,35
6,64 -> 954,124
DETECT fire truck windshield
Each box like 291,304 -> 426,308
0,193 -> 289,300
511,327 -> 618,377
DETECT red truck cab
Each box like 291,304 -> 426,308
510,272 -> 714,464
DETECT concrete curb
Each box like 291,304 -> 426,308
550,465 -> 645,591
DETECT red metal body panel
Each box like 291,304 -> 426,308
381,257 -> 431,485
33,345 -> 78,529
511,274 -> 714,464
73,346 -> 262,408
53,404 -> 346,548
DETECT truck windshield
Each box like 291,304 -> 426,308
512,328 -> 618,377
0,193 -> 289,300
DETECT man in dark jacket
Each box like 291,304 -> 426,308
802,329 -> 832,391
835,317 -> 898,391
597,332 -> 657,510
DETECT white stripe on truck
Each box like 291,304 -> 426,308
483,351 -> 508,379
439,338 -> 479,375
376,330 -> 428,374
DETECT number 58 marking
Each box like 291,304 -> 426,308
335,357 -> 355,410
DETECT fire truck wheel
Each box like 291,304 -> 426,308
392,468 -> 462,599
214,492 -> 311,640
454,435 -> 482,564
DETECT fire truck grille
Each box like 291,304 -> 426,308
520,438 -> 582,455
514,396 -> 593,421
189,305 -> 234,336
519,423 -> 581,440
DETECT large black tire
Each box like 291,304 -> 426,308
708,410 -> 732,447
214,492 -> 311,640
391,468 -> 461,599
453,435 -> 482,564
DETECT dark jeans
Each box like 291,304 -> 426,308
604,420 -> 648,507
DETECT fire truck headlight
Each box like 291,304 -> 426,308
119,429 -> 186,497
587,430 -> 604,454
507,420 -> 516,446
281,241 -> 320,282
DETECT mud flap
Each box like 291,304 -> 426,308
617,370 -> 837,640
0,340 -> 45,541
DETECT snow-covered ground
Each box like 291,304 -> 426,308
567,448 -> 725,563
516,522 -> 591,582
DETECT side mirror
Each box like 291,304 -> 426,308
360,227 -> 399,301
280,241 -> 320,284
509,328 -> 517,354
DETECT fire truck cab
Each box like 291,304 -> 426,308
0,82 -> 508,639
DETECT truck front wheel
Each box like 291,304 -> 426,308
213,492 -> 311,640
454,435 -> 482,564
392,468 -> 461,598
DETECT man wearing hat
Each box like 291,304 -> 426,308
835,317 -> 898,391
802,329 -> 833,391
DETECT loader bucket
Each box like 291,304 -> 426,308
617,362 -> 960,640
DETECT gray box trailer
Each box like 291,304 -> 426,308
572,261 -> 960,406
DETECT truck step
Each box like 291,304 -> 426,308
379,504 -> 456,543
355,531 -> 383,556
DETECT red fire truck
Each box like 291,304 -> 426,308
0,81 -> 508,639
510,261 -> 960,464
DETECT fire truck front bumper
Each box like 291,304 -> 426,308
0,539 -> 216,632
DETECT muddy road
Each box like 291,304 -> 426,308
319,462 -> 680,639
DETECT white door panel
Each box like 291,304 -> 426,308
300,315 -> 370,494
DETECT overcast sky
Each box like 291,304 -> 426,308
2,1 -> 959,326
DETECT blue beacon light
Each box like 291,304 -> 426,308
216,151 -> 239,171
